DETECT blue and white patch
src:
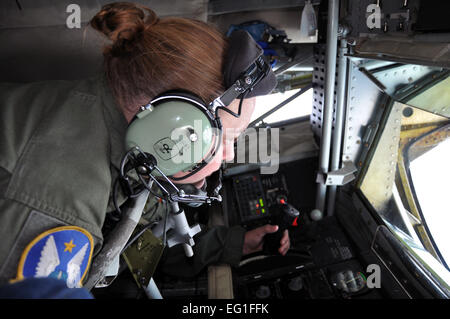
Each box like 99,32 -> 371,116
15,226 -> 93,288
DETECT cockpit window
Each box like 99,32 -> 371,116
407,126 -> 450,268
358,64 -> 450,284
251,87 -> 312,124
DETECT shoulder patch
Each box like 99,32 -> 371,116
14,226 -> 93,288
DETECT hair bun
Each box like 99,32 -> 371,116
90,2 -> 158,54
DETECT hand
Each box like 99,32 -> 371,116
242,224 -> 290,256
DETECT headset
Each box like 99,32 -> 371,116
116,30 -> 275,208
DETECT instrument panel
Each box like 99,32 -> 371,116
223,158 -> 381,299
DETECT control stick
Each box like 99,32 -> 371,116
263,199 -> 300,255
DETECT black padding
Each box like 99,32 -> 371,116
223,30 -> 277,98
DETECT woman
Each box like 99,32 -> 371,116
0,2 -> 288,288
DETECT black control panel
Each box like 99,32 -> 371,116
232,173 -> 270,223
235,256 -> 376,299
230,171 -> 291,228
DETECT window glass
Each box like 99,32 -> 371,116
409,130 -> 450,266
251,88 -> 312,124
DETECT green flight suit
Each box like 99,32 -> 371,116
0,75 -> 245,285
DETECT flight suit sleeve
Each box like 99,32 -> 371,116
0,79 -> 111,284
158,225 -> 246,278
0,82 -> 52,172
196,225 -> 246,267
0,82 -> 59,282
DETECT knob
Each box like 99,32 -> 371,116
255,285 -> 271,299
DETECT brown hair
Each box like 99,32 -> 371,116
90,2 -> 227,114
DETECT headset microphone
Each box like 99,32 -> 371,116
119,147 -> 222,205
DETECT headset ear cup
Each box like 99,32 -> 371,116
125,92 -> 220,177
